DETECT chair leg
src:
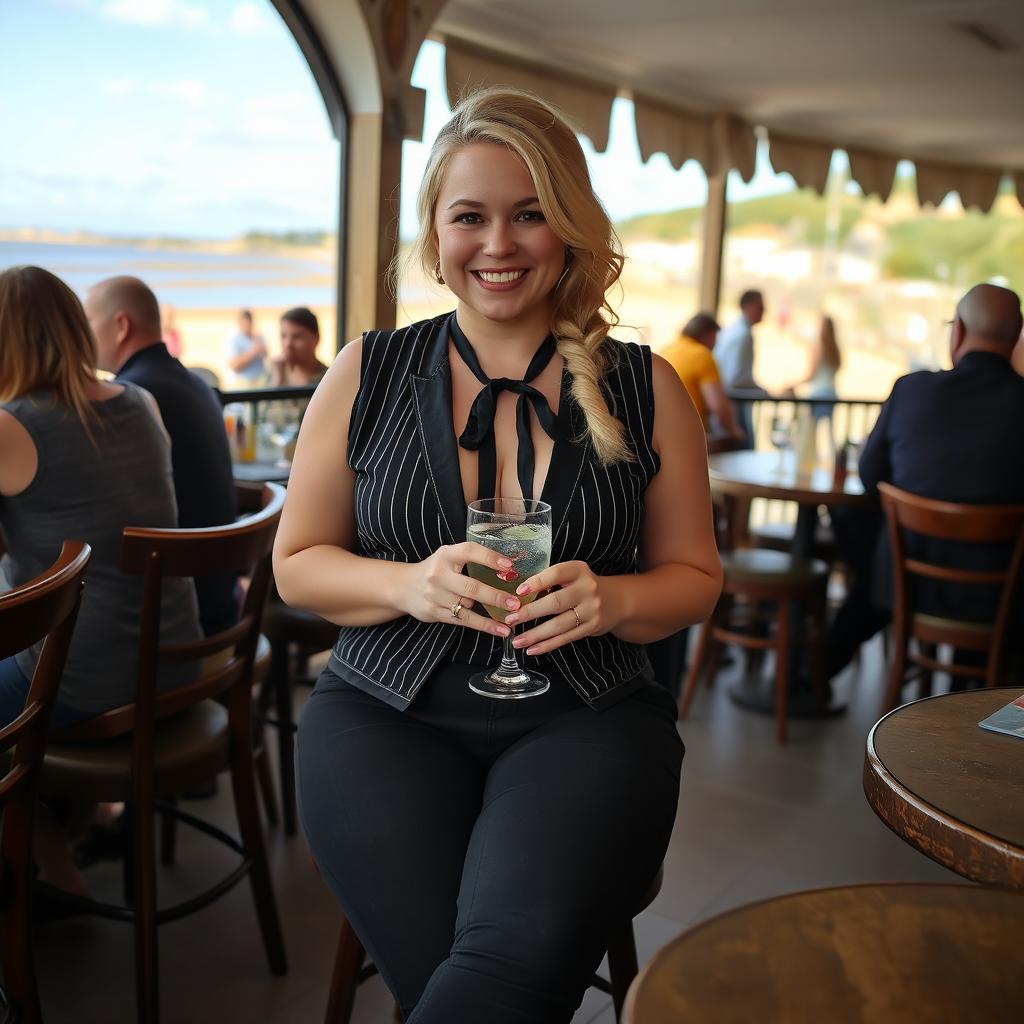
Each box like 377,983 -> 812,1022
270,638 -> 298,836
880,632 -> 907,715
131,797 -> 160,1024
325,917 -> 366,1024
809,586 -> 828,714
254,722 -> 281,828
678,618 -> 714,718
1,799 -> 42,1024
774,598 -> 792,744
917,643 -> 936,700
159,797 -> 177,867
702,596 -> 732,688
229,732 -> 288,976
606,922 -> 640,1022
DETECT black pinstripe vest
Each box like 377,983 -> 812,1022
328,313 -> 661,711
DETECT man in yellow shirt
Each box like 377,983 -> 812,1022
662,313 -> 744,440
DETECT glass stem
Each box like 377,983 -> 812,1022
500,628 -> 520,672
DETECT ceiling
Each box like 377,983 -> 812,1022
433,0 -> 1024,187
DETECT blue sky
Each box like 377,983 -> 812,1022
1,0 -> 794,240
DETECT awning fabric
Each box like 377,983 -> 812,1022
443,38 -> 616,153
442,37 -> 1013,212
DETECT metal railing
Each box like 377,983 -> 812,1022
726,391 -> 885,529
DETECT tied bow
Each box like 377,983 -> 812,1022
450,315 -> 561,501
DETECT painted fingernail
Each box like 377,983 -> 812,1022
512,638 -> 526,648
498,558 -> 513,568
505,598 -> 518,610
495,626 -> 510,637
516,584 -> 530,596
505,614 -> 519,625
526,647 -> 539,656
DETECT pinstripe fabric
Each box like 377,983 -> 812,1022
329,312 -> 660,711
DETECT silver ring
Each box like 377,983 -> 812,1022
451,602 -> 464,619
571,606 -> 581,628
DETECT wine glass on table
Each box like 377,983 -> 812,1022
465,498 -> 552,699
769,412 -> 794,470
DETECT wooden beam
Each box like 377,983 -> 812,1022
699,170 -> 727,317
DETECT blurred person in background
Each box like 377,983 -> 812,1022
270,306 -> 329,387
714,289 -> 766,446
824,283 -> 1024,690
784,314 -> 841,421
86,275 -> 238,636
162,303 -> 183,359
661,312 -> 744,443
226,308 -> 267,386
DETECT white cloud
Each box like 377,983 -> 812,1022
153,78 -> 209,106
229,2 -> 274,35
99,0 -> 208,29
101,77 -> 138,98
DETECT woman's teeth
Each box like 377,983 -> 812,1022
477,270 -> 525,283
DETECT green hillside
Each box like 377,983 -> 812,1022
617,179 -> 1024,294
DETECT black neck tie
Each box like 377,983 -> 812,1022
450,315 -> 561,502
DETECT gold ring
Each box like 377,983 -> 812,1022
571,606 -> 581,628
451,602 -> 464,619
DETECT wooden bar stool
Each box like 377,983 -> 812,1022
0,541 -> 91,1024
322,867 -> 664,1023
679,549 -> 828,743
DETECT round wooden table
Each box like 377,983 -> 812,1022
708,450 -> 866,557
864,688 -> 1024,890
624,883 -> 1024,1023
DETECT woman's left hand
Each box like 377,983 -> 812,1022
502,560 -> 611,656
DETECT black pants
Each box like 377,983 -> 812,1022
297,663 -> 683,1023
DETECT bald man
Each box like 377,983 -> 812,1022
824,283 -> 1024,689
85,277 -> 238,635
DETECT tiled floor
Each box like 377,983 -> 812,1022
32,636 -> 958,1023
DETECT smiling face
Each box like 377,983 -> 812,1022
434,142 -> 565,335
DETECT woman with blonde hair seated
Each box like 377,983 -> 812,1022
277,88 -> 721,1022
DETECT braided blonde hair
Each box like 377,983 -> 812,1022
407,86 -> 632,465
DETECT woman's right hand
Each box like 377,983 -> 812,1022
401,542 -> 519,637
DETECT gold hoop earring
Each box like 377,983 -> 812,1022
434,260 -> 445,285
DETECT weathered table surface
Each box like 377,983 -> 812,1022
864,688 -> 1024,890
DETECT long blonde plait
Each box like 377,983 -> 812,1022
407,86 -> 633,464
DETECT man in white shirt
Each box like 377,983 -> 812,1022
225,309 -> 267,386
714,289 -> 766,445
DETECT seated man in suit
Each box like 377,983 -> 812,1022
85,276 -> 239,636
827,283 -> 1024,683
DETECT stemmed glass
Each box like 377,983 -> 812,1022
269,421 -> 300,468
769,413 -> 794,470
466,498 -> 552,699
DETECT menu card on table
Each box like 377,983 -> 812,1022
978,692 -> 1024,740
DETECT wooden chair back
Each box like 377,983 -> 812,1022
0,540 -> 91,1023
878,482 -> 1024,698
54,484 -> 285,753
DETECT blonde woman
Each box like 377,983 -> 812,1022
0,266 -> 201,732
277,88 -> 721,1022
